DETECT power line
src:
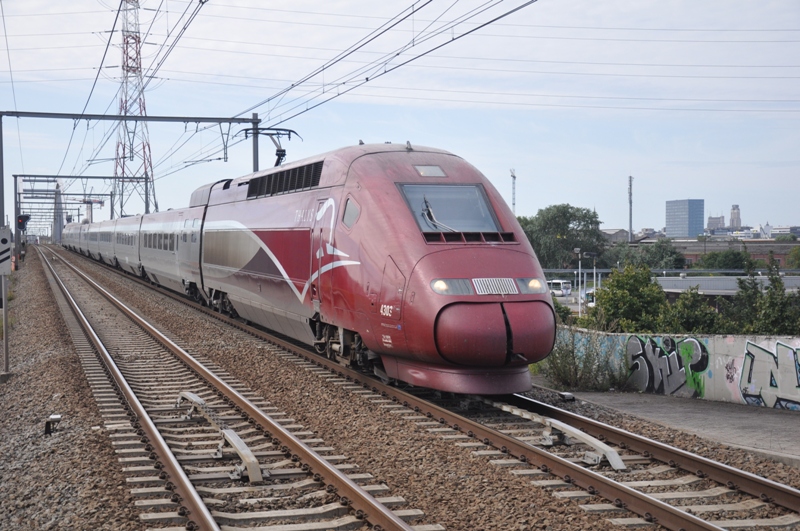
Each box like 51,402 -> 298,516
254,1 -> 534,121
141,0 -> 207,92
170,36 -> 800,68
189,13 -> 800,44
201,3 -> 800,32
55,0 -> 124,176
235,0 -> 434,117
0,0 -> 26,173
152,45 -> 800,78
146,68 -> 800,103
352,91 -> 800,113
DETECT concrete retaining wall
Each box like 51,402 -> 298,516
565,328 -> 800,411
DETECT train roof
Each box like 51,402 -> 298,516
190,142 -> 456,206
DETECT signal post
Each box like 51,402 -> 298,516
0,226 -> 11,382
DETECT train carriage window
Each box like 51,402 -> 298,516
342,198 -> 360,229
158,234 -> 163,250
399,184 -> 500,233
169,234 -> 175,251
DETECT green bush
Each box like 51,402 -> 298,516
551,296 -> 572,324
540,324 -> 629,391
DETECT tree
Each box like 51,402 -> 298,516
587,265 -> 666,333
639,239 -> 686,269
787,247 -> 800,269
601,239 -> 684,269
518,204 -> 605,269
551,295 -> 572,324
718,253 -> 800,335
752,254 -> 800,335
600,242 -> 637,269
717,252 -> 761,333
658,287 -> 722,334
775,234 -> 797,241
694,249 -> 749,270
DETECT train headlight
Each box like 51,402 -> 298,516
430,279 -> 474,295
516,277 -> 548,294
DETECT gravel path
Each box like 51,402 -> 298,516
3,248 -> 799,530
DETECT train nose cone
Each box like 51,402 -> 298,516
435,301 -> 555,367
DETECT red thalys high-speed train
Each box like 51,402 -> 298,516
62,143 -> 556,394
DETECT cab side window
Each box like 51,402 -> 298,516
342,198 -> 360,229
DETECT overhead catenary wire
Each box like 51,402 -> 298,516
19,0 -> 798,214
140,0 -> 207,91
152,1 -> 543,178
249,0 -> 527,123
148,0 -> 439,178
0,0 -> 26,173
234,0 -> 434,118
55,0 -> 124,177
147,0 -> 796,182
61,0 -> 207,199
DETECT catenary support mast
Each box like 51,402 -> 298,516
114,0 -> 155,218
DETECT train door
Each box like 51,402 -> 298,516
311,198 -> 335,318
179,217 -> 202,292
178,218 -> 192,280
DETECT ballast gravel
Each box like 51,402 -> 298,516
0,252 -> 142,530
2,248 -> 799,530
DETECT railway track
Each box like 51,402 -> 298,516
47,246 -> 800,530
37,247 -> 441,531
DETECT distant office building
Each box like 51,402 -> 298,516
730,205 -> 742,229
707,215 -> 725,231
666,199 -> 705,238
774,226 -> 800,237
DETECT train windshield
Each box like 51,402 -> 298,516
400,184 -> 500,233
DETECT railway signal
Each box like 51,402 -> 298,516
16,214 -> 30,231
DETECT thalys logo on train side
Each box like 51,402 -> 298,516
220,198 -> 360,304
305,198 -> 360,300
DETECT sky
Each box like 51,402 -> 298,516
1,0 -> 798,236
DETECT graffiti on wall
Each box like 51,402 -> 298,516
739,341 -> 800,410
626,336 -> 710,398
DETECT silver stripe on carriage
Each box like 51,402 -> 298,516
472,277 -> 518,295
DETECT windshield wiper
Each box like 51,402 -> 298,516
422,196 -> 456,232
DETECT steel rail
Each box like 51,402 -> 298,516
54,251 -> 415,531
37,250 -> 220,531
355,392 -> 723,531
505,393 -> 800,513
49,247 -> 734,529
106,276 -> 718,530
